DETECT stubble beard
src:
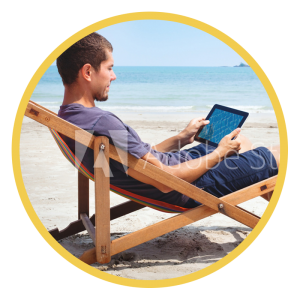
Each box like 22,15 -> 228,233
95,93 -> 108,102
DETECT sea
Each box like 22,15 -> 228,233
31,66 -> 274,115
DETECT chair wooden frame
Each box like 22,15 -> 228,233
24,100 -> 277,265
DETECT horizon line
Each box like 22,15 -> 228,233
50,64 -> 247,68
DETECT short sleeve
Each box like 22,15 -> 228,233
92,113 -> 150,159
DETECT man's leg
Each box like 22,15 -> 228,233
260,144 -> 280,201
238,135 -> 279,201
239,134 -> 254,153
267,144 -> 280,168
238,134 -> 280,167
192,146 -> 278,199
183,137 -> 279,205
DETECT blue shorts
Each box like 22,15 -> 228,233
183,144 -> 278,208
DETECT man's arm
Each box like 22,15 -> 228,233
128,128 -> 242,193
152,117 -> 209,152
151,134 -> 186,153
127,149 -> 221,193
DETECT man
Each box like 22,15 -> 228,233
57,32 -> 279,208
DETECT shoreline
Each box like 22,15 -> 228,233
22,109 -> 277,124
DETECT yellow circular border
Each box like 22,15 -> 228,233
12,12 -> 288,288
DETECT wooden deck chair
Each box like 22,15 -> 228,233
24,100 -> 277,265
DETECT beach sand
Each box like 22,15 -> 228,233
20,112 -> 279,280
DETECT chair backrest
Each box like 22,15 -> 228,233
49,128 -> 190,214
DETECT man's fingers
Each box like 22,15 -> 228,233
196,117 -> 206,122
228,128 -> 241,139
200,119 -> 209,124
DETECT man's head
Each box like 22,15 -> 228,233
57,33 -> 113,85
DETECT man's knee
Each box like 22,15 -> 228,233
240,133 -> 252,144
239,134 -> 253,153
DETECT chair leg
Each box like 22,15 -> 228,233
48,201 -> 145,241
80,213 -> 96,244
78,171 -> 89,219
261,191 -> 273,201
94,136 -> 111,264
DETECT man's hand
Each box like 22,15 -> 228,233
179,117 -> 210,145
216,128 -> 242,158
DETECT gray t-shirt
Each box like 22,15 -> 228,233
58,104 -> 193,207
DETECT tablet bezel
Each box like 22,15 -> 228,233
194,104 -> 249,147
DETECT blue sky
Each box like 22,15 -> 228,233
96,20 -> 246,67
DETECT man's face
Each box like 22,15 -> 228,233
91,50 -> 116,101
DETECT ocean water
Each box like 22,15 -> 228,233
31,66 -> 274,114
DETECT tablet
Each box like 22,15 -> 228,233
194,104 -> 249,147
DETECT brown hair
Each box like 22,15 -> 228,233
56,32 -> 113,85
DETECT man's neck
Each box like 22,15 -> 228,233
62,83 -> 95,107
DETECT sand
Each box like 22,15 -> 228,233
20,112 -> 279,280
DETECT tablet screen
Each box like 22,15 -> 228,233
198,108 -> 244,144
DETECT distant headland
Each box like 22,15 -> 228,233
234,63 -> 250,67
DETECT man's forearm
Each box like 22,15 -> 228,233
128,149 -> 222,193
164,150 -> 222,183
152,117 -> 209,152
152,132 -> 190,152
137,129 -> 241,193
142,149 -> 222,185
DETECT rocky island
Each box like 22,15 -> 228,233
234,62 -> 250,67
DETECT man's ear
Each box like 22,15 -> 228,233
81,64 -> 92,82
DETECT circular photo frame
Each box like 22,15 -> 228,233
12,12 -> 287,288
